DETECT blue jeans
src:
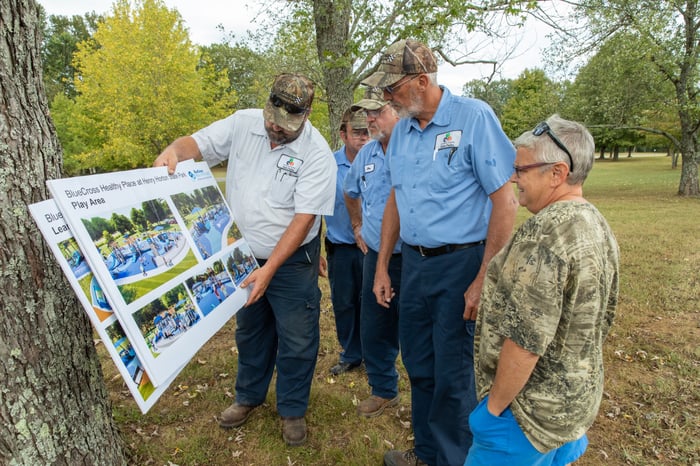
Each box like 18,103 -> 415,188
361,248 -> 401,398
234,236 -> 321,418
465,397 -> 588,466
326,241 -> 364,365
400,243 -> 483,466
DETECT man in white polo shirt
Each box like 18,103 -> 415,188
154,73 -> 335,447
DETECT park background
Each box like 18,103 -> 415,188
1,0 -> 698,464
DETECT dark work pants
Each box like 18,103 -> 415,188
399,242 -> 484,466
361,248 -> 401,398
234,236 -> 321,418
326,241 -> 364,365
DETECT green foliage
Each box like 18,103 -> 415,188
40,9 -> 102,102
198,41 -> 265,110
462,77 -> 514,118
54,0 -> 235,173
500,68 -> 563,138
562,32 -> 676,152
571,0 -> 699,194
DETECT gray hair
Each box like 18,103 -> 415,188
513,115 -> 595,185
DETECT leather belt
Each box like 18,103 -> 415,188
407,240 -> 485,257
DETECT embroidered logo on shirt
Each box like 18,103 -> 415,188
435,130 -> 462,150
364,163 -> 375,173
277,154 -> 303,174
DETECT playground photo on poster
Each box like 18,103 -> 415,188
105,319 -> 157,401
184,260 -> 236,317
81,198 -> 197,304
133,284 -> 201,356
225,242 -> 258,286
58,237 -> 114,322
171,186 -> 240,260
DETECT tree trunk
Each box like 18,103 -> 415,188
313,0 -> 354,150
0,1 -> 127,464
677,143 -> 699,195
612,146 -> 620,161
599,146 -> 606,159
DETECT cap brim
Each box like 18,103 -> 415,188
351,99 -> 387,111
361,71 -> 406,88
263,101 -> 306,132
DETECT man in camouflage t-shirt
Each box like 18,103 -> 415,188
466,115 -> 620,466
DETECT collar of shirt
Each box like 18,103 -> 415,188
405,85 -> 452,134
333,145 -> 352,168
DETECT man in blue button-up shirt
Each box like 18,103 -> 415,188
364,40 -> 518,466
325,108 -> 369,376
344,87 -> 402,418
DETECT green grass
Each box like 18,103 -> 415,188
99,154 -> 700,465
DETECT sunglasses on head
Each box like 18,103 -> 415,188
532,121 -> 574,173
269,93 -> 308,115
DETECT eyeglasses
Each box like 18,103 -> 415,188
532,122 -> 574,173
351,129 -> 369,138
269,93 -> 308,115
366,106 -> 388,118
382,74 -> 420,95
512,162 -> 555,177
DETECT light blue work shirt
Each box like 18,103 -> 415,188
344,139 -> 402,254
325,146 -> 356,244
386,87 -> 515,248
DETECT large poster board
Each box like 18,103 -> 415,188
45,162 -> 257,387
29,199 -> 183,413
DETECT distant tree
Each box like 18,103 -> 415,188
198,40 -> 265,110
252,0 -> 528,148
560,0 -> 699,195
56,0 -> 233,173
130,207 -> 148,231
0,0 -> 126,463
142,199 -> 170,225
111,212 -> 134,234
562,32 -> 674,159
462,77 -> 514,118
40,9 -> 102,102
500,68 -> 563,138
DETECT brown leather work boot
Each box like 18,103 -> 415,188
219,402 -> 257,428
281,416 -> 307,446
357,394 -> 399,418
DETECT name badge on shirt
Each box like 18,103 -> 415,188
434,131 -> 462,150
364,163 -> 375,173
277,154 -> 304,175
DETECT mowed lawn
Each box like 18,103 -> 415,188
99,154 -> 699,465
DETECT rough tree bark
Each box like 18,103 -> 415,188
0,0 -> 127,464
313,0 -> 354,150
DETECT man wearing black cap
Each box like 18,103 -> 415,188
365,40 -> 518,466
154,73 -> 335,447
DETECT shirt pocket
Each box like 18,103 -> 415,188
428,147 -> 464,193
266,169 -> 298,208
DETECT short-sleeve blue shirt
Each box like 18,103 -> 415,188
344,139 -> 402,254
325,146 -> 355,244
386,87 -> 515,247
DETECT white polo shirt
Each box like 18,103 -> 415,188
193,109 -> 336,259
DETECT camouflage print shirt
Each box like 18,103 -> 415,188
474,200 -> 620,452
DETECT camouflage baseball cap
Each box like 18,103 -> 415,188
263,73 -> 314,132
361,39 -> 438,88
351,87 -> 388,111
347,109 -> 368,130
